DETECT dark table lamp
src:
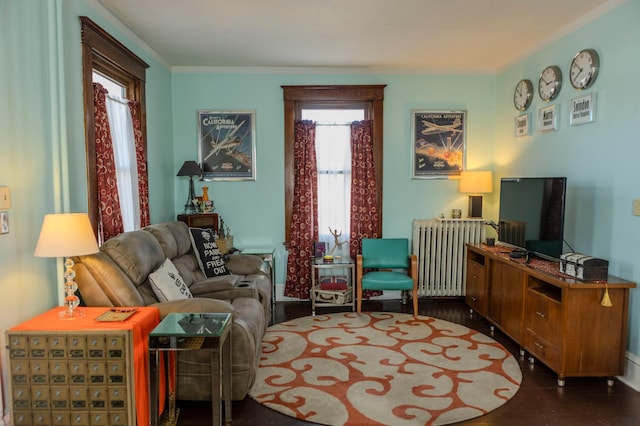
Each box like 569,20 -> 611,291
459,171 -> 493,218
177,161 -> 203,214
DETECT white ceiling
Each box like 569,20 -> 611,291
97,0 -> 620,71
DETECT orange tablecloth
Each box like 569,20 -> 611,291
10,306 -> 160,426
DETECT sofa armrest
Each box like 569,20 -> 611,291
225,254 -> 265,275
150,297 -> 238,320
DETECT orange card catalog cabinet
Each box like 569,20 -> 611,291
6,307 -> 159,426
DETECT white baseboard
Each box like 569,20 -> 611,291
618,351 -> 640,391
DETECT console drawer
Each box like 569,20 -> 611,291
525,286 -> 562,347
525,329 -> 561,371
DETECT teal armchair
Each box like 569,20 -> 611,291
356,238 -> 418,318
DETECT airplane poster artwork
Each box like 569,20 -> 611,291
411,110 -> 466,178
197,110 -> 256,180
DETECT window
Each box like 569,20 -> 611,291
80,17 -> 149,236
300,108 -> 364,246
282,85 -> 386,246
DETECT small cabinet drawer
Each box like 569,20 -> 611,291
525,287 -> 562,347
525,329 -> 561,371
465,259 -> 487,315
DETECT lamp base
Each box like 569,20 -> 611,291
468,195 -> 483,218
58,307 -> 85,320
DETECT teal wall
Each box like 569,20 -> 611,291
1,0 -> 640,414
0,0 -> 174,414
172,71 -> 496,281
495,1 -> 640,356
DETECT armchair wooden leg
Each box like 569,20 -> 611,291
412,288 -> 418,319
357,284 -> 362,313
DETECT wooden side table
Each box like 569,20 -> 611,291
177,213 -> 219,234
149,313 -> 232,425
7,306 -> 160,426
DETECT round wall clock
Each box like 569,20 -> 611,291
514,79 -> 533,111
570,48 -> 600,90
538,65 -> 562,101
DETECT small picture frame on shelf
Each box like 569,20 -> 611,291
314,241 -> 326,258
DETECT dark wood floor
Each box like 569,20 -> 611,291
176,298 -> 640,425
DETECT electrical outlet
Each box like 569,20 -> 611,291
634,199 -> 640,216
0,186 -> 10,209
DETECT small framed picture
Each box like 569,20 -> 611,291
515,113 -> 530,137
314,241 -> 326,258
570,93 -> 596,126
538,105 -> 558,133
1,212 -> 8,234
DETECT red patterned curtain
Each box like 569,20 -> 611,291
349,120 -> 380,255
349,120 -> 381,298
128,100 -> 150,228
93,83 -> 123,242
284,121 -> 318,299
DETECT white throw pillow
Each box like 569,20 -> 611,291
149,258 -> 193,302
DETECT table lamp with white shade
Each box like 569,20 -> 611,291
34,213 -> 99,319
459,171 -> 493,218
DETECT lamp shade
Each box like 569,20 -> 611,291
34,213 -> 99,258
459,171 -> 493,194
176,161 -> 203,177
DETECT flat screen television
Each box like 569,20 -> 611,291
498,177 -> 567,259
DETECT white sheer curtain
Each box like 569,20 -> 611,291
301,109 -> 364,256
316,122 -> 352,252
106,94 -> 140,232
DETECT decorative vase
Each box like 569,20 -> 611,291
202,186 -> 209,201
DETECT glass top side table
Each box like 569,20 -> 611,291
149,313 -> 232,425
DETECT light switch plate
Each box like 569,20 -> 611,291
0,186 -> 10,209
634,199 -> 640,216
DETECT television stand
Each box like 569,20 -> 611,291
465,243 -> 636,387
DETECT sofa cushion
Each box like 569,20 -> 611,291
101,230 -> 165,285
188,227 -> 230,278
149,258 -> 193,302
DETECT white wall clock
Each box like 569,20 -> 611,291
570,48 -> 600,90
538,65 -> 562,102
514,79 -> 533,111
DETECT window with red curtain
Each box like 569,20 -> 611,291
282,85 -> 385,298
81,17 -> 150,241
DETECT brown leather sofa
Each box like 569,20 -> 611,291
74,221 -> 271,400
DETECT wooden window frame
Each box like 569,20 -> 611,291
80,16 -> 149,235
282,85 -> 386,246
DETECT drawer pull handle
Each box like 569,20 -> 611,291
473,275 -> 478,279
535,311 -> 546,318
534,342 -> 544,349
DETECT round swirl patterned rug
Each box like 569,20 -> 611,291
249,312 -> 521,426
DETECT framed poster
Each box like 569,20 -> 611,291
197,110 -> 256,180
538,105 -> 558,133
411,110 -> 465,178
